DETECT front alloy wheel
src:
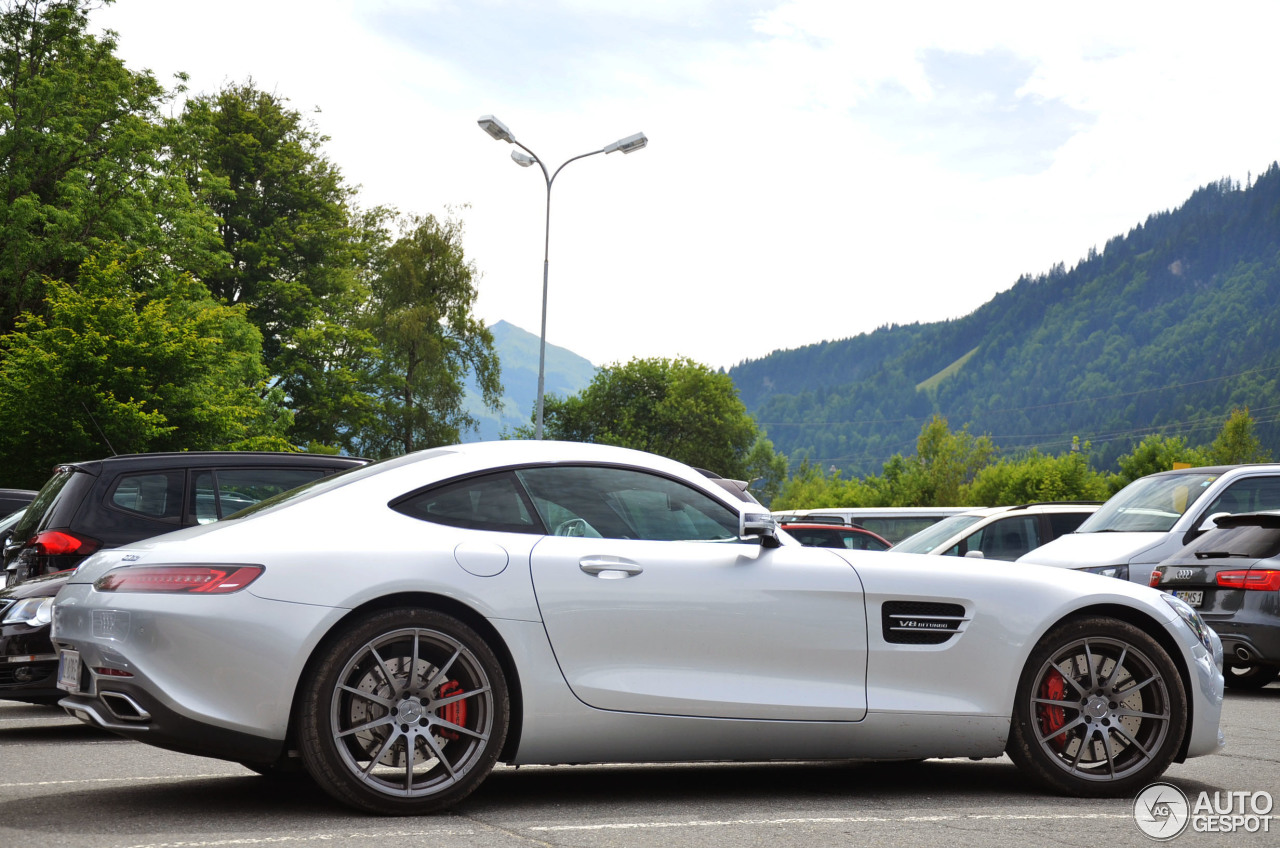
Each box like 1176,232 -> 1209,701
1007,616 -> 1187,797
299,608 -> 509,814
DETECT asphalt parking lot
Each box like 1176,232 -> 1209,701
0,685 -> 1275,848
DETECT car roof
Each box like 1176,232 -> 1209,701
781,522 -> 880,531
55,451 -> 368,475
1142,463 -> 1280,478
949,502 -> 1101,518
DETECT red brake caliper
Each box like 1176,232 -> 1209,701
1037,668 -> 1069,751
437,680 -> 467,741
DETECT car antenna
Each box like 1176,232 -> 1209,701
81,400 -> 118,455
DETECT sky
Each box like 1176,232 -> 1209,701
94,0 -> 1280,371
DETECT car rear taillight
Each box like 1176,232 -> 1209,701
1215,569 -> 1280,591
31,530 -> 100,557
1148,567 -> 1164,588
94,565 -> 264,594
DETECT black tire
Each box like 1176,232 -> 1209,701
1224,662 -> 1280,690
297,608 -> 509,815
1006,616 -> 1187,797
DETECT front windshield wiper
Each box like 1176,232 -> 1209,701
1194,551 -> 1251,559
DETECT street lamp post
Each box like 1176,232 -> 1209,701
477,115 -> 648,440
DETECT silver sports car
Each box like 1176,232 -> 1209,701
51,441 -> 1225,815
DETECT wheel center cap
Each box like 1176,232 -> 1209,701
1085,696 -> 1109,719
396,701 -> 427,723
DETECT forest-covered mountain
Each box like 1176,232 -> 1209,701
729,163 -> 1280,475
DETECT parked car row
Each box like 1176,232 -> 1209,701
1019,463 -> 1280,689
787,463 -> 1280,692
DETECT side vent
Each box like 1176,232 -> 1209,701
882,601 -> 967,645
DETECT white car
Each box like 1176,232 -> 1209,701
51,441 -> 1224,814
893,503 -> 1100,561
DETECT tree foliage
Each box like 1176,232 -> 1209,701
176,81 -> 364,369
0,251 -> 284,487
775,410 -> 1270,511
529,356 -> 773,482
353,213 -> 501,458
0,0 -> 222,330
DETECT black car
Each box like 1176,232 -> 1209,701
1150,510 -> 1280,689
0,451 -> 367,704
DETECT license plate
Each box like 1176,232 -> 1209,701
57,649 -> 81,692
1174,590 -> 1204,608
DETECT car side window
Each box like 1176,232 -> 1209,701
109,472 -> 184,523
515,466 -> 740,542
947,516 -> 1041,560
191,468 -> 329,524
1047,512 -> 1090,539
1202,476 -> 1280,517
393,472 -> 540,534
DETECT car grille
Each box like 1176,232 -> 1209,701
881,601 -> 968,644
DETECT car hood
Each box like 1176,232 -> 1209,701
1015,531 -> 1168,569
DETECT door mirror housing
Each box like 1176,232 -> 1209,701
741,512 -> 781,547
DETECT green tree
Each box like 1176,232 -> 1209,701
1206,407 -> 1272,465
175,81 -> 391,451
903,415 -> 995,506
531,356 -> 773,480
1110,434 -> 1209,493
0,0 -> 222,329
743,433 -> 790,505
176,81 -> 364,368
963,440 -> 1110,505
0,251 -> 285,488
355,213 -> 501,457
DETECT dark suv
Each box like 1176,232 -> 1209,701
1150,511 -> 1280,690
0,451 -> 367,703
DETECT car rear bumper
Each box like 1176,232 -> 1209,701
58,685 -> 283,763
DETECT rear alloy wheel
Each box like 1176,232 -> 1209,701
298,608 -> 509,815
1224,662 -> 1280,690
1007,616 -> 1187,797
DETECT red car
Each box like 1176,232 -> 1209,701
781,523 -> 891,551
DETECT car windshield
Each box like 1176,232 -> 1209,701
893,514 -> 984,554
1077,472 -> 1219,533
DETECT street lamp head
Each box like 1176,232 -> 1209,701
511,150 -> 536,167
478,115 -> 515,143
603,132 -> 648,154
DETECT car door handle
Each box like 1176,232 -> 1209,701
579,557 -> 643,579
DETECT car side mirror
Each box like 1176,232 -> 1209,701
741,512 -> 782,548
964,550 -> 985,559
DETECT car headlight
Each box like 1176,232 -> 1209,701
1080,564 -> 1129,580
2,596 -> 53,626
1162,593 -> 1213,653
